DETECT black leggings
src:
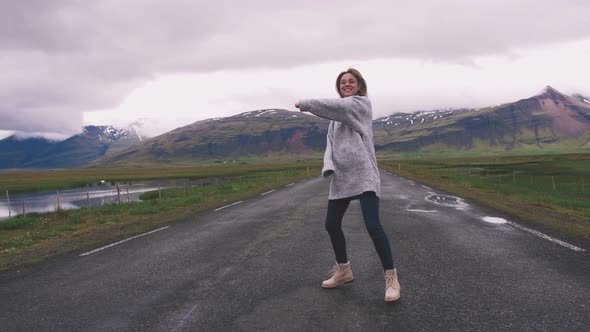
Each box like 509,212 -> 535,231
325,191 -> 395,270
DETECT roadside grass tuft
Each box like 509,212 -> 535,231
6,232 -> 34,248
0,216 -> 38,231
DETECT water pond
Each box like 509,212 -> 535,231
0,178 -> 222,220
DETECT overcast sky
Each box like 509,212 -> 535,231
1,0 -> 590,139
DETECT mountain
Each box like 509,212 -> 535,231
2,87 -> 589,168
93,109 -> 330,166
373,86 -> 590,153
0,125 -> 147,169
97,86 -> 590,166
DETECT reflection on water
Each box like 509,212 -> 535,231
0,178 -> 221,220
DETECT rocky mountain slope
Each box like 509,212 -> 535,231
94,109 -> 330,165
373,86 -> 590,153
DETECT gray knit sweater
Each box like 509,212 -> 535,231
299,96 -> 381,199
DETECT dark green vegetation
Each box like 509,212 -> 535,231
0,163 -> 321,270
379,153 -> 590,240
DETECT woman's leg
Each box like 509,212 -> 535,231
325,198 -> 351,263
359,191 -> 395,270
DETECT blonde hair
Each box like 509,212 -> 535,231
335,68 -> 368,97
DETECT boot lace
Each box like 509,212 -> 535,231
385,275 -> 396,289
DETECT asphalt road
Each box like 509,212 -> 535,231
1,171 -> 589,331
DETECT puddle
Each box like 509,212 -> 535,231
482,216 -> 507,224
426,194 -> 468,210
406,209 -> 438,213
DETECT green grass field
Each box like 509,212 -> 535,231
0,162 -> 322,271
0,161 -> 320,194
379,153 -> 590,240
2,153 -> 589,271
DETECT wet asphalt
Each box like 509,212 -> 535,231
1,171 -> 589,331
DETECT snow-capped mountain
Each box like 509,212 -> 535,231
375,108 -> 472,128
0,124 -> 149,169
372,86 -> 590,152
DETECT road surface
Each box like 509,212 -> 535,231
1,171 -> 589,331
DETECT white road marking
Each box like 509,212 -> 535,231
286,183 -> 295,187
174,303 -> 200,332
481,216 -> 584,251
260,189 -> 276,196
506,221 -> 585,252
214,201 -> 243,211
80,226 -> 170,256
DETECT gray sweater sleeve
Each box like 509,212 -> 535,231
322,122 -> 335,177
299,96 -> 372,135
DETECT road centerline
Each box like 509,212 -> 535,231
80,226 -> 170,257
213,201 -> 243,211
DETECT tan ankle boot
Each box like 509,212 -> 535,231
384,268 -> 401,302
322,261 -> 354,288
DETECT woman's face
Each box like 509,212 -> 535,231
339,73 -> 359,97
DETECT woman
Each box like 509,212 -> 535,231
295,68 -> 400,302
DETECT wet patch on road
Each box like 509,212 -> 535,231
482,216 -> 507,224
425,194 -> 469,210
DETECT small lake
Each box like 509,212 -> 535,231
0,178 -> 222,220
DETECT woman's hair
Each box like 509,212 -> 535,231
335,68 -> 368,97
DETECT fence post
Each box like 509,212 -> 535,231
5,190 -> 10,218
56,190 -> 61,211
127,188 -> 130,202
158,185 -> 162,200
513,172 -> 516,185
22,199 -> 25,217
117,184 -> 121,204
87,192 -> 90,209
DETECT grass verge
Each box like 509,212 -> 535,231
379,153 -> 590,241
0,164 -> 321,271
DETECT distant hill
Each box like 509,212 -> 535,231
373,86 -> 590,153
0,125 -> 147,168
93,110 -> 330,166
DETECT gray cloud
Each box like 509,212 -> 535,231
1,0 -> 590,136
